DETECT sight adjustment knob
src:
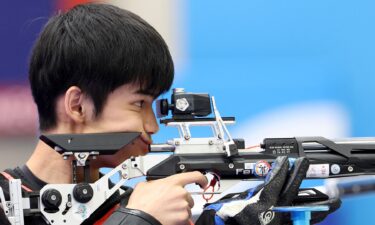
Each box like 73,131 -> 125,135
42,188 -> 62,210
73,183 -> 94,203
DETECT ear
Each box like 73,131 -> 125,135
64,86 -> 90,124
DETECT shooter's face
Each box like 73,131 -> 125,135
83,83 -> 159,168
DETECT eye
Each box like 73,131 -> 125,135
134,100 -> 145,108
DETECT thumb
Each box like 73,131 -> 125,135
278,157 -> 310,206
260,156 -> 290,203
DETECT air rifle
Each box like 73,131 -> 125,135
147,88 -> 375,181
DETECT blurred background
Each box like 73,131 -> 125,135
1,0 -> 375,224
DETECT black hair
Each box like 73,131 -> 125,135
29,3 -> 174,131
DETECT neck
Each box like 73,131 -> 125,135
26,140 -> 100,184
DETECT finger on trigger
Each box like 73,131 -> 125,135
170,171 -> 208,188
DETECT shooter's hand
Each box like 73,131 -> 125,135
127,171 -> 207,225
195,157 -> 341,225
104,171 -> 207,225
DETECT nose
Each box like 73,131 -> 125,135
144,109 -> 159,135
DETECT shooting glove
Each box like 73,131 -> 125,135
195,156 -> 341,225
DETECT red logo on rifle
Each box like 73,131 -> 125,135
254,160 -> 271,177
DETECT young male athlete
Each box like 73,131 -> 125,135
0,3 -> 206,225
0,3 -> 340,225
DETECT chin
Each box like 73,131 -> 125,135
93,144 -> 148,168
126,148 -> 148,158
93,155 -> 127,168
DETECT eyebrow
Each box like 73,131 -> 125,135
135,89 -> 156,98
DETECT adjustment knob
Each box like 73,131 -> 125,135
73,183 -> 94,203
42,188 -> 62,210
157,99 -> 169,117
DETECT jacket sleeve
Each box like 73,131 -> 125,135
103,207 -> 162,225
0,207 -> 11,225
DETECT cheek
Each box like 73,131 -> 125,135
88,112 -> 144,133
106,118 -> 143,132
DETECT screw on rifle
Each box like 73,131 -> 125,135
122,164 -> 127,169
179,164 -> 186,170
175,141 -> 180,146
122,172 -> 128,179
184,135 -> 190,140
348,166 -> 354,172
209,140 -> 214,145
228,163 -> 235,169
